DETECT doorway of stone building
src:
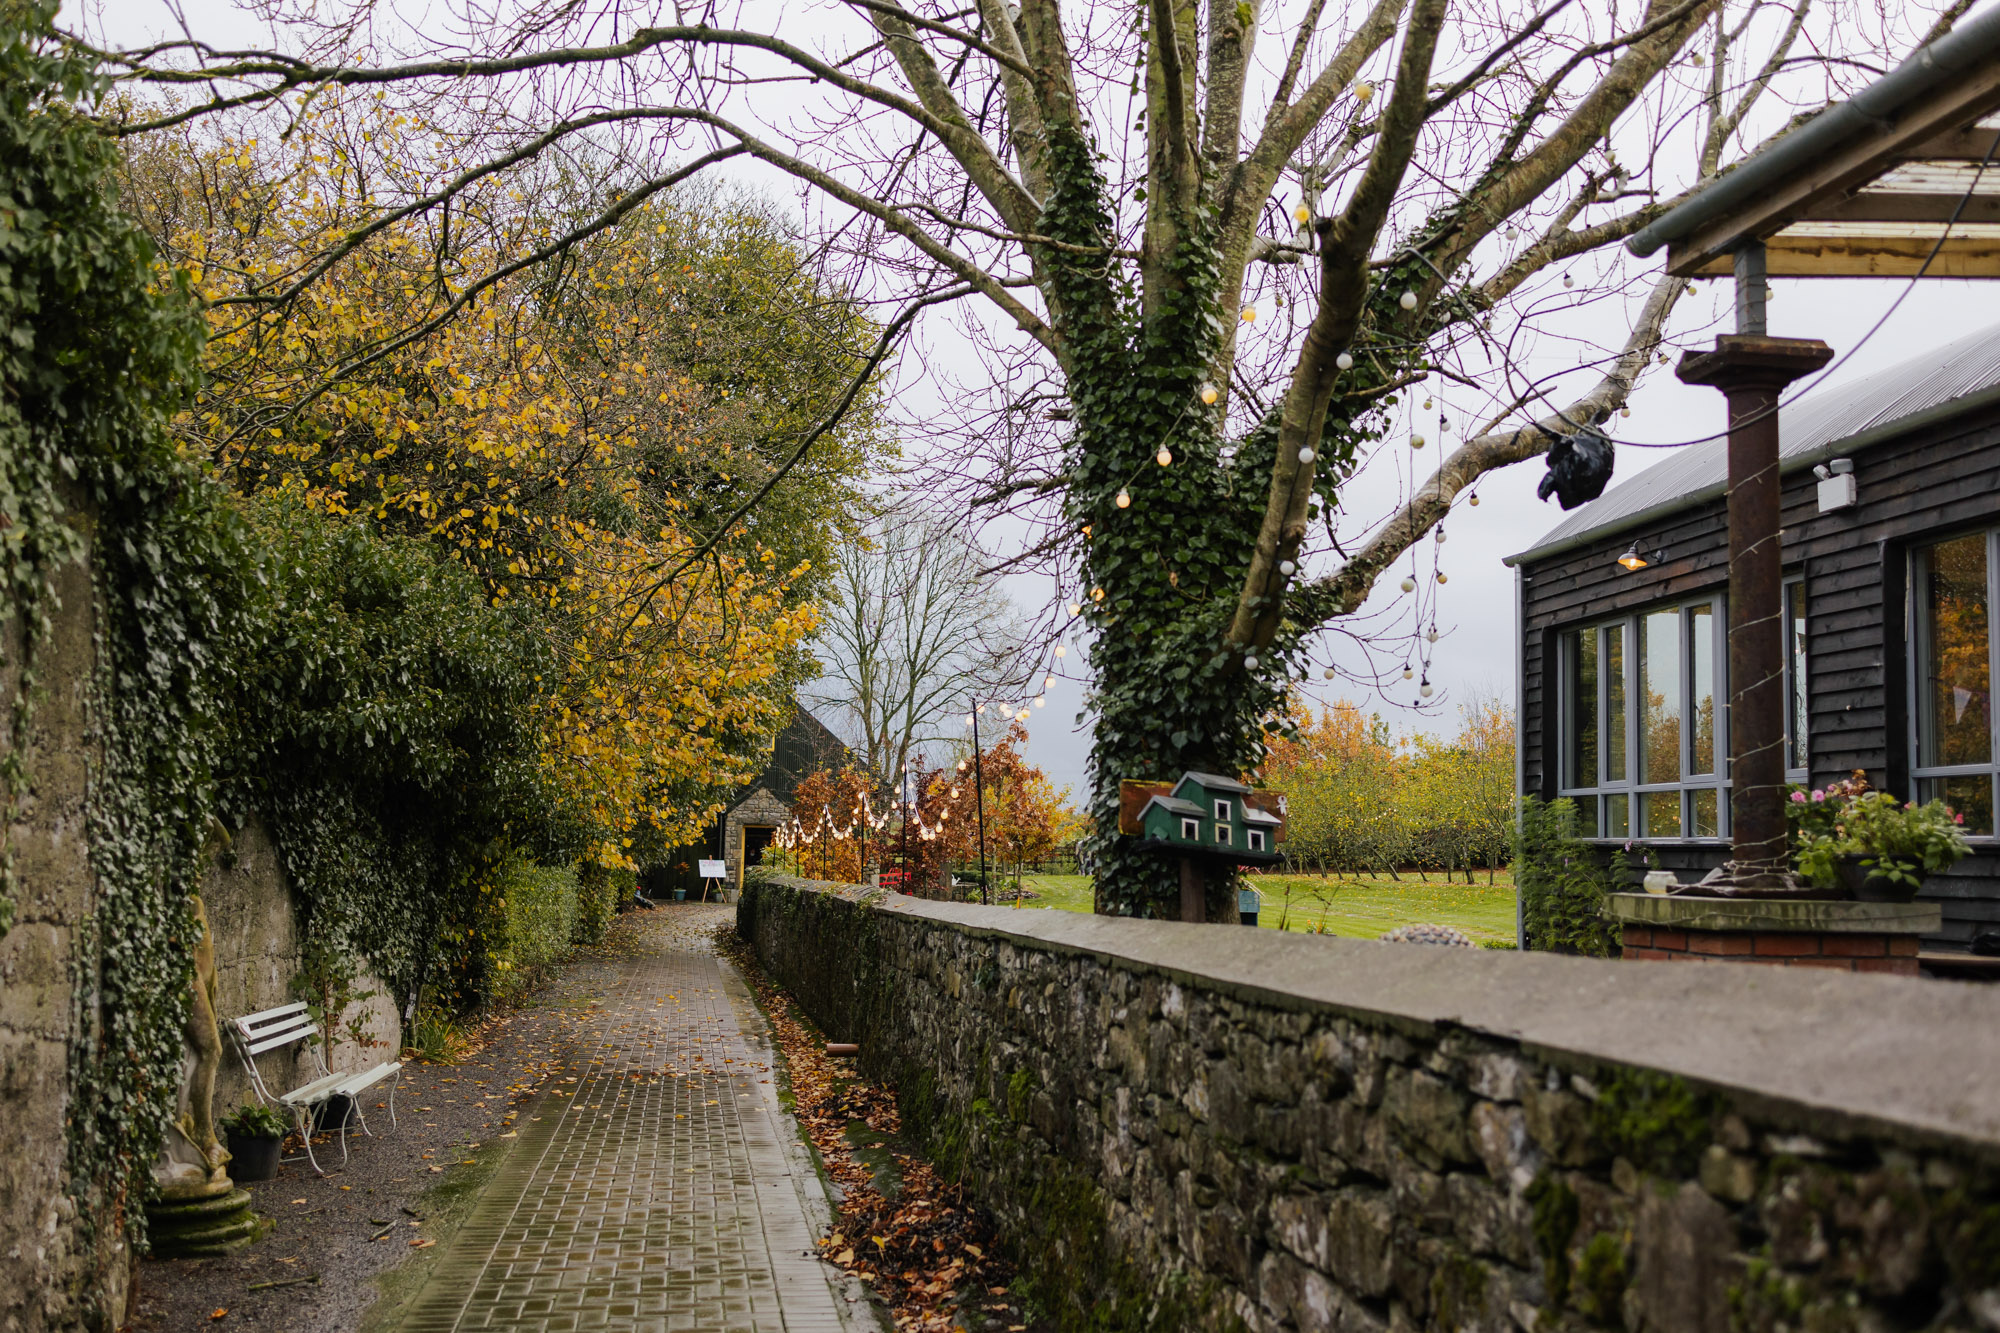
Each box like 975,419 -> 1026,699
740,825 -> 775,891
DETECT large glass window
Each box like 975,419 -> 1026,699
1561,597 -> 1726,840
1784,581 -> 1807,776
1914,531 -> 1996,835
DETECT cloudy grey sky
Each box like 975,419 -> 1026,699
77,0 -> 2000,799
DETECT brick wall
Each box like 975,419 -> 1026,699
742,874 -> 2000,1333
1620,925 -> 1920,975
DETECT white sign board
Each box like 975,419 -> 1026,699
698,859 -> 727,880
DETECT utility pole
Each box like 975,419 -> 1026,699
971,704 -> 990,906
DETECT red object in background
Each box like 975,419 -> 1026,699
879,869 -> 911,894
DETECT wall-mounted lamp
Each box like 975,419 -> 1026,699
1616,542 -> 1662,571
1814,457 -> 1856,512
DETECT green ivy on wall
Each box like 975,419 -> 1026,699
1514,796 -> 1620,956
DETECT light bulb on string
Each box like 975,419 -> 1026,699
1402,663 -> 1414,680
1200,383 -> 1218,405
1506,226 -> 1519,240
1427,627 -> 1439,643
1294,204 -> 1311,225
1323,667 -> 1337,680
1399,576 -> 1416,593
1336,352 -> 1354,371
1115,488 -> 1131,508
1091,586 -> 1106,602
1469,493 -> 1480,507
1244,654 -> 1261,671
1437,571 -> 1448,584
1562,273 -> 1574,288
1411,433 -> 1425,450
1157,445 -> 1173,466
1034,696 -> 1046,708
1067,601 -> 1082,616
1419,678 -> 1435,699
1241,305 -> 1257,322
1422,397 -> 1433,410
1435,526 -> 1446,544
1278,560 -> 1295,576
1054,644 -> 1067,659
1398,291 -> 1418,310
1044,673 -> 1056,689
1355,82 -> 1374,102
1298,447 -> 1316,463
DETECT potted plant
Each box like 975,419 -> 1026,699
1790,771 -> 1970,900
222,1103 -> 288,1181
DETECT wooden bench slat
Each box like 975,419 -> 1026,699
278,1070 -> 350,1106
245,1022 -> 318,1055
334,1062 -> 402,1097
235,1002 -> 309,1030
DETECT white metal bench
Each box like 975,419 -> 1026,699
227,1001 -> 402,1175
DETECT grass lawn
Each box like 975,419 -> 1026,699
1015,871 -> 1517,945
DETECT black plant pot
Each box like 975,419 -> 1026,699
313,1094 -> 354,1134
1835,853 -> 1920,902
226,1131 -> 283,1182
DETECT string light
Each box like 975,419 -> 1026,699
1505,226 -> 1519,241
1437,571 -> 1448,583
1241,305 -> 1257,322
1091,586 -> 1106,601
1563,273 -> 1575,288
1420,678 -> 1435,699
1469,493 -> 1480,507
1067,601 -> 1082,616
1294,204 -> 1311,224
1427,627 -> 1439,643
1399,576 -> 1415,593
1054,645 -> 1067,658
1298,447 -> 1316,463
1411,433 -> 1426,449
1244,654 -> 1261,670
1435,526 -> 1447,543
1323,667 -> 1337,680
1422,397 -> 1433,410
1116,488 -> 1131,508
1034,696 -> 1046,708
1278,560 -> 1295,576
1336,352 -> 1354,371
1398,291 -> 1418,310
1355,82 -> 1374,102
1044,673 -> 1056,689
1157,445 -> 1173,466
1402,663 -> 1413,680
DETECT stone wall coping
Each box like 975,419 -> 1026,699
759,877 -> 2000,1151
1607,892 -> 1942,934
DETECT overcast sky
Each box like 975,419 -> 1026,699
76,0 -> 2000,798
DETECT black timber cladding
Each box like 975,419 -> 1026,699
1513,399 -> 2000,949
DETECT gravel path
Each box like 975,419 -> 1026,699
129,904 -> 869,1333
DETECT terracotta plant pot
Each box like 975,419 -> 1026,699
1834,853 -> 1920,902
226,1131 -> 282,1182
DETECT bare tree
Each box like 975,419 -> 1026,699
79,0 -> 1955,915
807,502 -> 1036,781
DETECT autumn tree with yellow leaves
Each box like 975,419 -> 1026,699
123,111 -> 891,869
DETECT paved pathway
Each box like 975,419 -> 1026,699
397,906 -> 878,1333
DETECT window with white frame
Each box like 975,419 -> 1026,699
1213,798 -> 1232,821
1181,817 -> 1201,840
1912,530 -> 1996,834
1248,828 -> 1266,852
1215,823 -> 1232,845
1560,596 -> 1724,839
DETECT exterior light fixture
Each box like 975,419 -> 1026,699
1617,544 -> 1650,571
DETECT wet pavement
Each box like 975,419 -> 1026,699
394,905 -> 878,1333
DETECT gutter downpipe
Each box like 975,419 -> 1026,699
1515,564 -> 1527,951
1627,3 -> 2000,260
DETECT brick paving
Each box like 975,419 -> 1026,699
396,906 -> 879,1333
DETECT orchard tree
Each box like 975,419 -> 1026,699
83,0 -> 1965,915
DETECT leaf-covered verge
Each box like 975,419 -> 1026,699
717,925 -> 1039,1332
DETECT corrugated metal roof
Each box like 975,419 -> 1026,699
1507,319 -> 2000,565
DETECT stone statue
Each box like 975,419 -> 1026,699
151,894 -> 232,1202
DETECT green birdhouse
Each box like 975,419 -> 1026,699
1121,771 -> 1284,863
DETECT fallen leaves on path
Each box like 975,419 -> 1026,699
718,926 -> 1032,1333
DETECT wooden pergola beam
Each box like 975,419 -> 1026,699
1679,231 -> 2000,277
1664,63 -> 2000,277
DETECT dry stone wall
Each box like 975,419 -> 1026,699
740,874 -> 2000,1333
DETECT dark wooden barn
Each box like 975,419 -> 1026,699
644,703 -> 853,898
1506,322 -> 2000,957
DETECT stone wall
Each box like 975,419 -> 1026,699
740,874 -> 2000,1333
201,815 -> 402,1116
0,518 -> 128,1330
